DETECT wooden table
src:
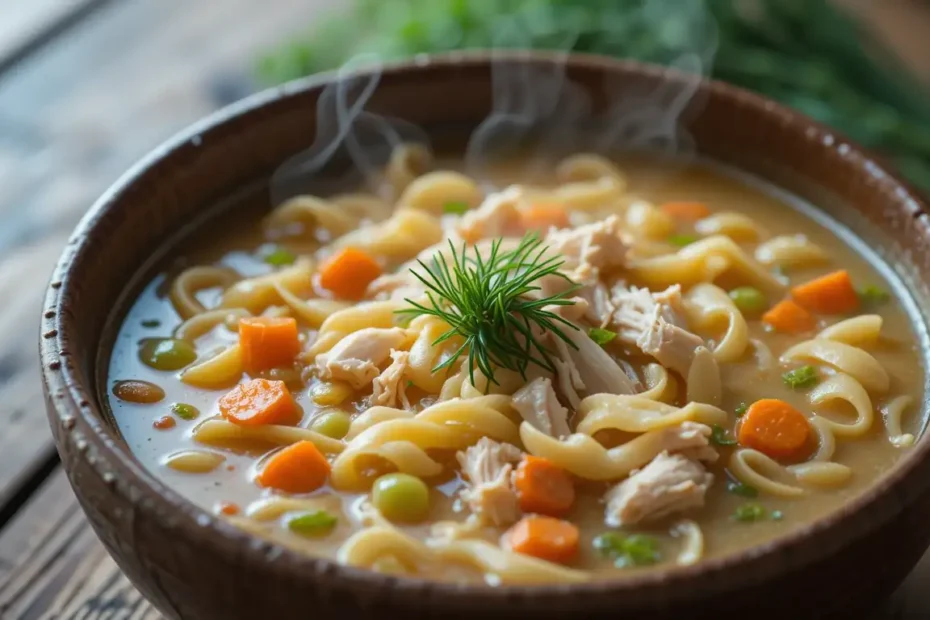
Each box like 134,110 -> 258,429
0,1 -> 928,617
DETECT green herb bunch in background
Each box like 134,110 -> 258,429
257,0 -> 930,191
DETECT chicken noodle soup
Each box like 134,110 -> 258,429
106,147 -> 925,584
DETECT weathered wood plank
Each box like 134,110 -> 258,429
0,0 -> 337,520
0,0 -> 108,73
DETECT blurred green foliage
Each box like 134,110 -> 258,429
256,0 -> 930,191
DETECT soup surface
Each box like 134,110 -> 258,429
106,147 -> 925,584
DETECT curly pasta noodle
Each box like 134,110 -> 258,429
272,281 -> 348,328
406,315 -> 464,393
330,396 -> 520,490
754,233 -> 827,268
192,418 -> 345,454
671,520 -> 704,566
175,308 -> 249,342
882,395 -> 916,448
729,447 -> 852,497
638,363 -> 677,403
808,373 -> 874,438
384,143 -> 432,196
245,496 -> 343,521
398,171 -> 482,215
629,235 -> 786,297
575,395 -> 727,435
818,315 -> 883,348
181,344 -> 243,389
684,283 -> 750,362
308,299 -> 409,356
332,208 -> 444,261
781,340 -> 889,394
686,346 -> 722,406
217,260 -> 315,314
264,196 -> 361,240
556,153 -> 626,186
624,199 -> 674,240
695,212 -> 767,241
170,266 -> 240,319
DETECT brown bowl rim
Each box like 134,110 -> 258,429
41,50 -> 930,604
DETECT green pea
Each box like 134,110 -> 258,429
728,287 -> 768,315
310,410 -> 352,439
287,510 -> 337,537
139,338 -> 197,371
371,473 -> 430,523
170,403 -> 200,421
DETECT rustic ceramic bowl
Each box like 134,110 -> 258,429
41,52 -> 930,620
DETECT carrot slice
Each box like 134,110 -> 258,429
791,269 -> 859,315
506,516 -> 579,564
514,455 -> 575,517
738,399 -> 811,460
317,247 -> 382,300
257,440 -> 331,493
660,201 -> 710,221
218,378 -> 300,426
761,298 -> 816,334
239,316 -> 300,373
520,204 -> 570,232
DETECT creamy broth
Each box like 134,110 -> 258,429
105,151 -> 925,583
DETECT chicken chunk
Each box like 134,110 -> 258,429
456,438 -> 523,526
315,327 -> 407,388
544,215 -> 629,272
604,451 -> 713,527
511,377 -> 572,438
456,186 -> 523,243
550,324 -> 639,403
612,285 -> 704,376
365,271 -> 423,301
370,349 -> 411,408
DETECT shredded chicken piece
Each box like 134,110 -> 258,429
456,186 -> 523,243
365,271 -> 423,301
315,327 -> 407,388
370,349 -> 411,408
612,284 -> 704,376
578,280 -> 616,328
456,438 -> 523,526
544,215 -> 629,272
511,377 -> 572,438
604,451 -> 713,527
654,421 -> 718,460
550,325 -> 639,403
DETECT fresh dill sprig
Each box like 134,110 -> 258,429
396,232 -> 580,389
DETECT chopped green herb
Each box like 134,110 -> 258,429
711,424 -> 737,446
264,246 -> 296,266
771,510 -> 784,521
781,365 -> 820,389
588,327 -> 618,346
726,481 -> 759,498
734,402 -> 749,417
593,532 -> 660,568
442,201 -> 470,215
733,503 -> 768,522
287,510 -> 338,537
728,286 -> 768,315
170,403 -> 200,421
668,234 -> 698,247
858,285 -> 890,307
141,319 -> 161,328
139,338 -> 197,371
406,379 -> 414,388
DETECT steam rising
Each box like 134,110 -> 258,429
270,0 -> 718,202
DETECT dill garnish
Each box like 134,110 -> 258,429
396,233 -> 580,388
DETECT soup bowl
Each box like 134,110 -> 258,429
41,52 -> 930,620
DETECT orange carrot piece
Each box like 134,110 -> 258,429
791,269 -> 859,315
239,316 -> 300,373
317,247 -> 382,300
660,201 -> 711,221
506,516 -> 580,564
217,501 -> 240,516
520,204 -> 570,232
257,440 -> 331,493
514,455 -> 575,517
761,298 -> 816,334
218,378 -> 300,426
738,399 -> 811,460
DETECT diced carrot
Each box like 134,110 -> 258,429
506,516 -> 579,564
218,378 -> 300,426
660,201 -> 711,221
791,269 -> 859,315
257,440 -> 331,493
514,455 -> 575,517
761,298 -> 816,334
153,415 -> 176,430
738,399 -> 811,460
217,501 -> 240,516
520,204 -> 570,232
239,316 -> 300,373
317,247 -> 382,300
